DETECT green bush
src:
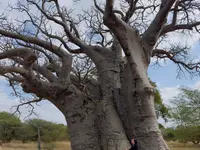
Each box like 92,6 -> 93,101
0,112 -> 69,143
0,112 -> 22,143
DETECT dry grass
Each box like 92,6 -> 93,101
0,141 -> 199,150
0,141 -> 71,150
167,141 -> 200,150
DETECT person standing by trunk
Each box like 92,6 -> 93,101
126,139 -> 138,150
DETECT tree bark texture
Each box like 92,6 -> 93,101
51,53 -> 170,150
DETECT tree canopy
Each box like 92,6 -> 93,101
166,88 -> 200,145
170,88 -> 200,126
0,111 -> 21,143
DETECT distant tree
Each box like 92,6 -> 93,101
170,88 -> 200,126
162,128 -> 176,141
0,112 -> 21,143
169,88 -> 200,145
17,122 -> 37,142
174,126 -> 200,145
151,81 -> 169,121
22,119 -> 69,142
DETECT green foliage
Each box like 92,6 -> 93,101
170,88 -> 200,126
22,119 -> 69,142
0,112 -> 69,143
17,123 -> 37,142
0,112 -> 22,143
167,88 -> 200,145
174,126 -> 200,144
162,128 -> 176,141
150,80 -> 169,121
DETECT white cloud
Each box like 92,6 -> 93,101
159,85 -> 180,105
0,76 -> 5,80
150,57 -> 171,67
159,80 -> 200,105
193,81 -> 200,89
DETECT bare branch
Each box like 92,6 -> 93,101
160,0 -> 200,35
161,22 -> 200,35
26,0 -> 87,49
94,0 -> 104,14
152,49 -> 200,74
12,97 -> 43,117
124,0 -> 139,22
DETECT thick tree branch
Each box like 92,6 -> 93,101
142,0 -> 176,57
0,29 -> 69,58
0,48 -> 57,82
124,0 -> 139,22
103,0 -> 148,70
161,22 -> 200,35
111,37 -> 122,57
0,66 -> 29,77
0,48 -> 33,59
12,57 -> 57,82
0,64 -> 67,100
16,41 -> 59,67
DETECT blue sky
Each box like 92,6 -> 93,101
0,0 -> 200,126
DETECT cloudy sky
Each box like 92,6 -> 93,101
0,0 -> 200,126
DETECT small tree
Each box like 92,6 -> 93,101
0,112 -> 21,143
162,128 -> 176,141
174,126 -> 200,145
151,81 -> 169,121
170,88 -> 200,126
21,119 -> 69,142
17,122 -> 37,142
170,88 -> 200,145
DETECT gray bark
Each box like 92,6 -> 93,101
47,47 -> 170,150
118,62 -> 170,150
52,85 -> 101,150
102,4 -> 170,149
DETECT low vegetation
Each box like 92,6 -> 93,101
0,112 -> 69,143
0,141 -> 199,150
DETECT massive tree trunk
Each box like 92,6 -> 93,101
119,63 -> 169,150
49,51 -> 169,150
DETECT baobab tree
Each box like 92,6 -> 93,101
0,0 -> 200,149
